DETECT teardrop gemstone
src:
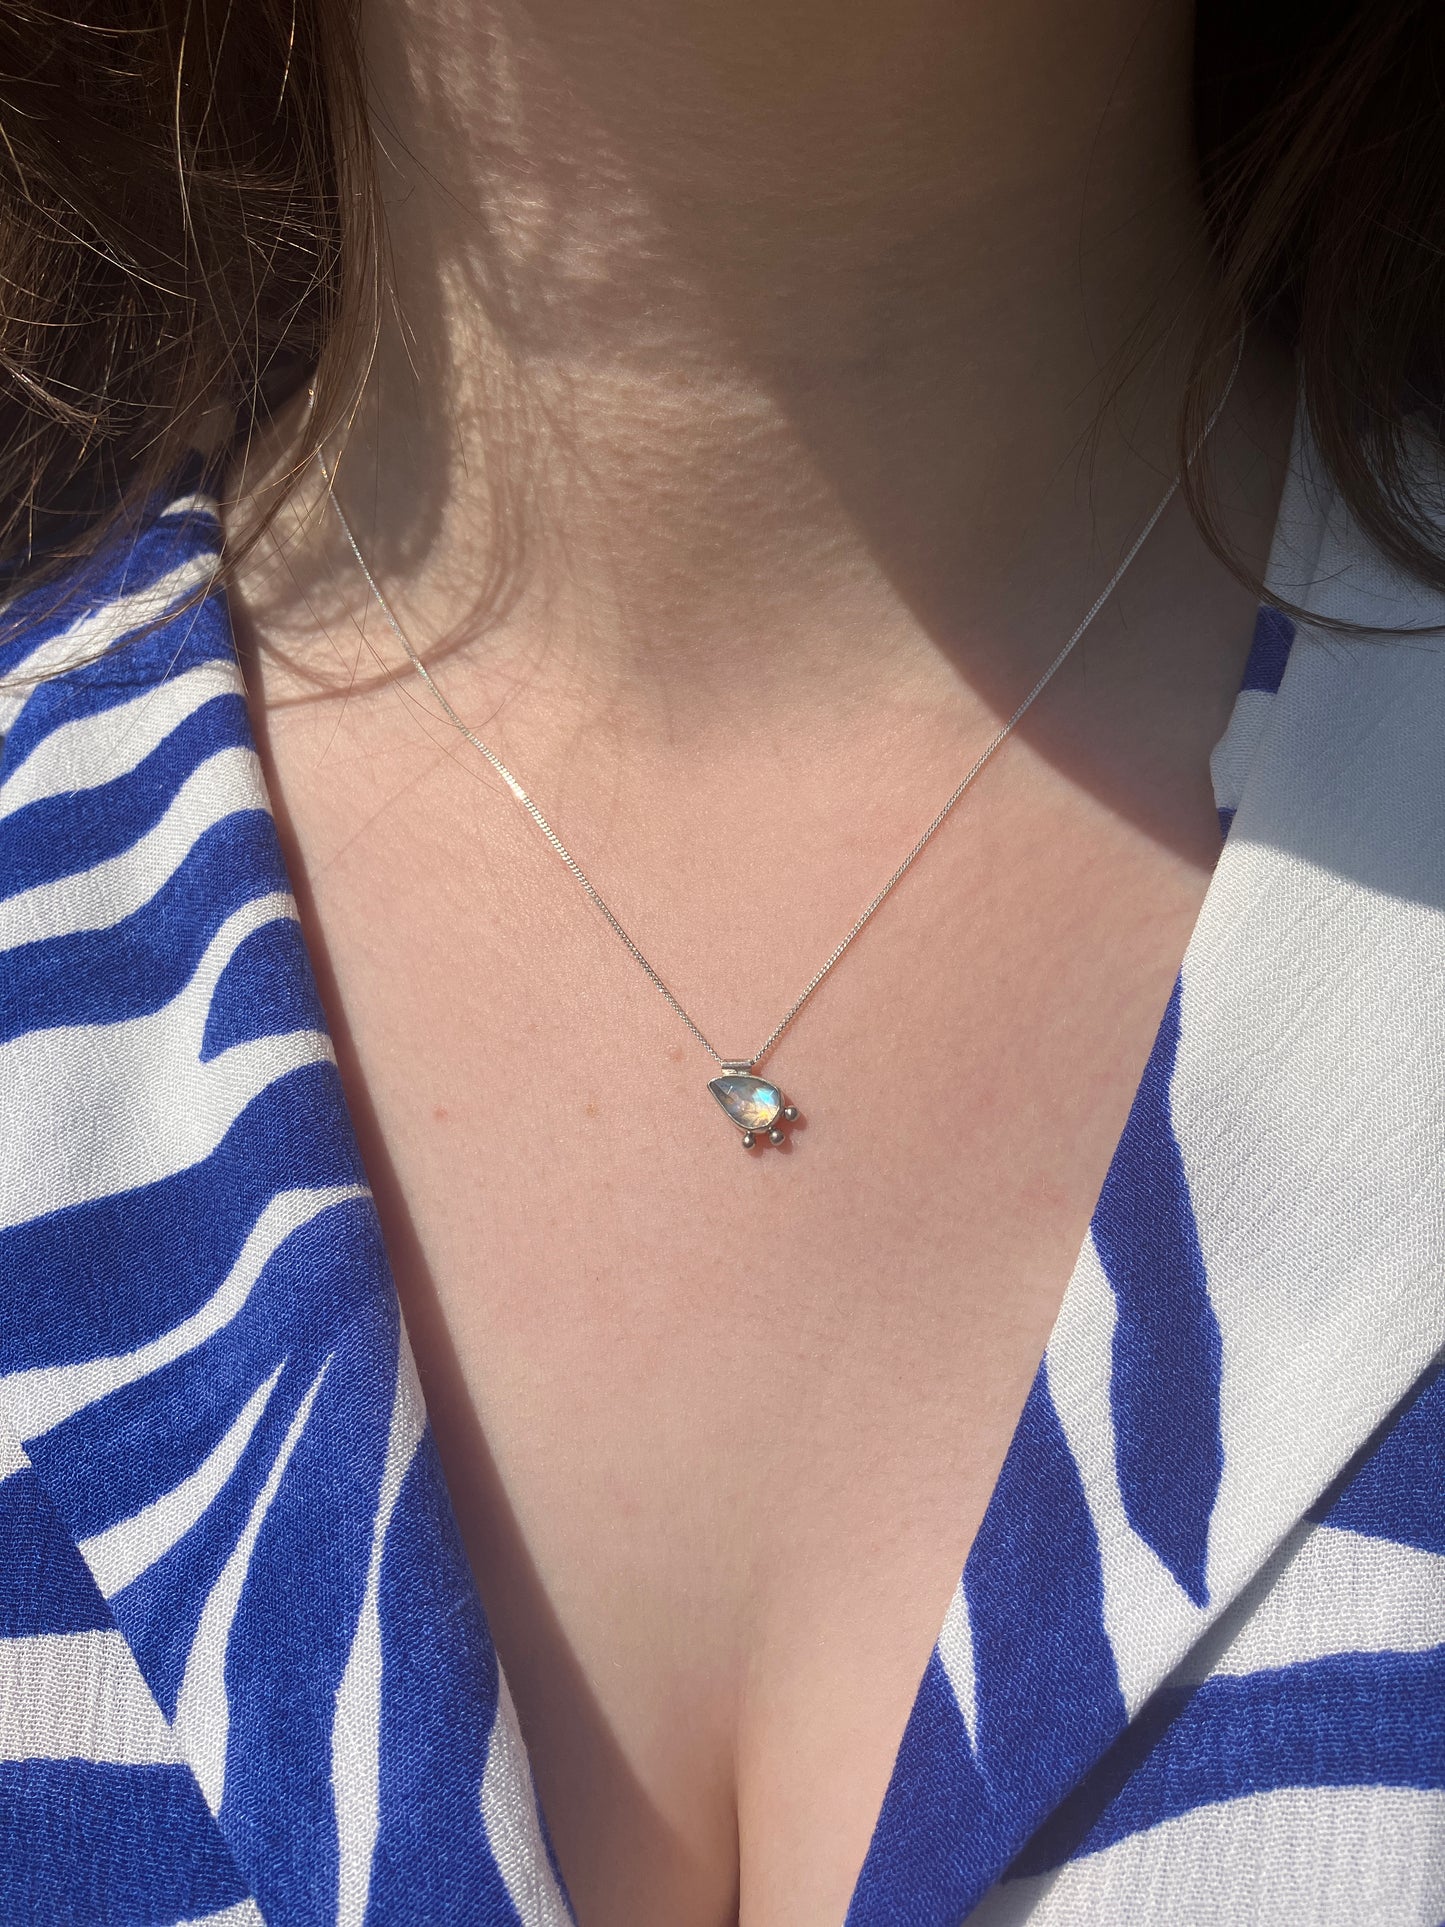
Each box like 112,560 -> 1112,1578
708,1073 -> 783,1133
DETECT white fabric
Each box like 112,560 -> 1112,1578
973,1787 -> 1445,1926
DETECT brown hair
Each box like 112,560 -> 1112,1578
0,0 -> 373,577
0,2 -> 1440,599
1188,0 -> 1445,590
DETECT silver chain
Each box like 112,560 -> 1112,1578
318,378 -> 1231,1072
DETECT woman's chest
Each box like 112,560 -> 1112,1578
8,466 -> 1445,1925
272,740 -> 1223,1922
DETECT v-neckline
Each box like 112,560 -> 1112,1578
244,503 -> 1300,1919
24,396 -> 1445,1927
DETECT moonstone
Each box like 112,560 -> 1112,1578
708,1073 -> 783,1133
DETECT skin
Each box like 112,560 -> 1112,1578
229,1 -> 1297,1919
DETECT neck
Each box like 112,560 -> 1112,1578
244,0 -> 1282,730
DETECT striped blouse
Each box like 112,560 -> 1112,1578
0,410 -> 1442,1926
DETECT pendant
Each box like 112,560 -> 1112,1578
708,1064 -> 800,1150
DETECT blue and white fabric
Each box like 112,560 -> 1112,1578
0,414 -> 1442,1925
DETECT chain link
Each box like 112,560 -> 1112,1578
318,369 -> 1233,1072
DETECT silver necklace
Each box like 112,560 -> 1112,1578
318,402 -> 1223,1154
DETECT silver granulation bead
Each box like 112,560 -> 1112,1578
768,1127 -> 785,1145
741,1131 -> 755,1149
782,1105 -> 798,1122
